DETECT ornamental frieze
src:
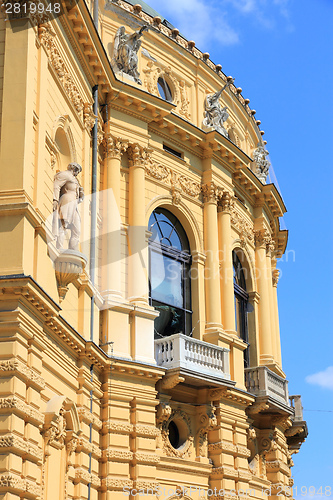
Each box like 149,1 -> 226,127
0,397 -> 44,425
38,25 -> 84,113
0,358 -> 45,390
230,209 -> 254,246
77,406 -> 102,429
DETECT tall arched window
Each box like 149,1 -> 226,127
148,208 -> 192,338
233,251 -> 249,367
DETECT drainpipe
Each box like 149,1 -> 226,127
93,0 -> 98,31
87,363 -> 94,500
90,85 -> 98,342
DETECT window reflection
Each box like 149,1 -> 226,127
149,208 -> 192,338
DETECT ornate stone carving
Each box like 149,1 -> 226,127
104,133 -> 128,160
132,424 -> 160,438
0,358 -> 45,389
52,163 -> 84,251
272,268 -> 280,287
133,452 -> 160,464
77,406 -> 102,429
179,79 -> 191,120
178,175 -> 201,198
171,185 -> 182,205
160,409 -> 193,459
252,143 -> 270,184
127,143 -> 152,167
101,477 -> 133,490
112,25 -> 148,84
0,397 -> 44,424
218,191 -> 234,214
156,402 -> 172,427
160,373 -> 185,389
74,468 -> 101,487
196,405 -> 217,458
38,25 -> 84,112
202,182 -> 218,203
105,449 -> 134,461
230,209 -> 254,247
43,406 -> 67,450
254,229 -> 272,250
83,103 -> 96,132
105,420 -> 133,434
0,433 -> 43,461
203,79 -> 234,137
145,160 -> 169,181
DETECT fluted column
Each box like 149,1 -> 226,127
103,131 -> 128,302
128,144 -> 150,304
255,229 -> 274,365
218,192 -> 236,333
202,182 -> 222,331
272,266 -> 282,367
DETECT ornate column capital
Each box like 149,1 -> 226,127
127,143 -> 152,167
272,269 -> 280,287
217,191 -> 235,213
104,133 -> 128,160
254,229 -> 273,252
202,181 -> 218,204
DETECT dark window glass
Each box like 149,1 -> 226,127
149,208 -> 192,338
157,77 -> 173,102
233,252 -> 249,367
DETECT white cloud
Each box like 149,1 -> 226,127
306,366 -> 333,390
147,0 -> 239,49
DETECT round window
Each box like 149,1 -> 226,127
167,418 -> 188,450
157,77 -> 173,102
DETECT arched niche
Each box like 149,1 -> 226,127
52,115 -> 77,171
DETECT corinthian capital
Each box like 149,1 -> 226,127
218,191 -> 235,213
254,229 -> 272,250
202,182 -> 218,204
104,133 -> 128,160
127,143 -> 152,167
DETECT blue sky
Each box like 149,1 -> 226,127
141,0 -> 333,492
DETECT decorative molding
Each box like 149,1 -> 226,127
104,449 -> 133,462
161,409 -> 193,459
101,477 -> 133,490
83,103 -> 96,132
0,473 -> 40,497
38,25 -> 84,113
76,436 -> 102,458
0,397 -> 44,425
0,358 -> 45,390
0,433 -> 43,461
135,481 -> 160,492
132,424 -> 160,438
77,407 -> 103,429
74,468 -> 101,488
254,228 -> 272,251
105,420 -> 132,435
230,209 -> 254,247
133,452 -> 160,464
127,143 -> 152,167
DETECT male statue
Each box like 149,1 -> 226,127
113,25 -> 148,84
52,163 -> 84,251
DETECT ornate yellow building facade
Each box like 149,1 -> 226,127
0,0 -> 307,499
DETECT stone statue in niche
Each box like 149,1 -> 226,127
203,78 -> 234,138
252,142 -> 270,184
52,163 -> 84,251
113,25 -> 148,84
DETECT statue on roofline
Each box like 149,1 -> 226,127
252,142 -> 270,184
203,78 -> 234,138
113,25 -> 148,84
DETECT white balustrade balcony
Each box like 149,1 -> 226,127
245,366 -> 289,406
154,333 -> 230,381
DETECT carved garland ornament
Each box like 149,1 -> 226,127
161,409 -> 193,459
38,25 -> 84,113
230,209 -> 254,247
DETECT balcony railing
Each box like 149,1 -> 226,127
245,366 -> 289,406
154,333 -> 230,380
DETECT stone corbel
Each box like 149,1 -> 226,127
42,396 -> 81,455
196,404 -> 217,461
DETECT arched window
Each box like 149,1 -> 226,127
157,76 -> 173,102
233,251 -> 249,367
148,208 -> 192,338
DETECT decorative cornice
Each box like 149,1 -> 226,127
0,473 -> 40,497
77,406 -> 103,429
74,468 -> 101,488
104,449 -> 133,462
